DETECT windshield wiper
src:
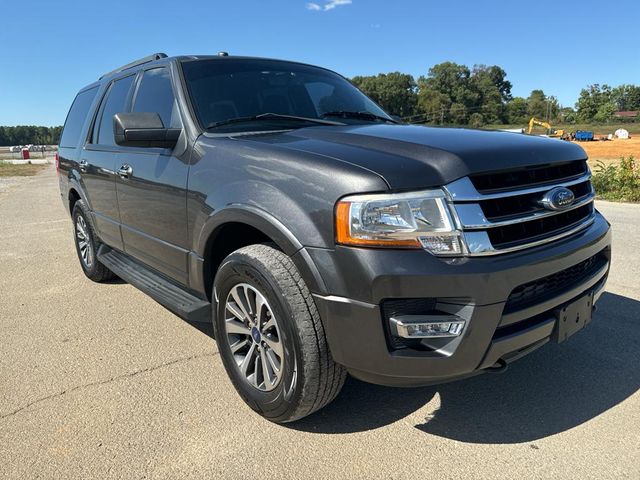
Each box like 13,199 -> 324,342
206,113 -> 344,130
320,111 -> 399,124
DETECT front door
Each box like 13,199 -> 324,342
114,66 -> 190,285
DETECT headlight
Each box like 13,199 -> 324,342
335,189 -> 465,255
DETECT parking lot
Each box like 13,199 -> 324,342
1,166 -> 638,479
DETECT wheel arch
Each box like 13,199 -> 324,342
193,205 -> 327,301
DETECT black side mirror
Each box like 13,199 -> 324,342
113,112 -> 181,148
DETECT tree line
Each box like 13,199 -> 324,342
2,64 -> 639,144
351,62 -> 640,126
0,126 -> 62,146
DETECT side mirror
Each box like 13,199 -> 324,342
113,112 -> 181,148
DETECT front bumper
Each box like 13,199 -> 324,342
309,211 -> 611,387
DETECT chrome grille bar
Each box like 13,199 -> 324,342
444,171 -> 592,201
456,192 -> 595,229
445,162 -> 595,256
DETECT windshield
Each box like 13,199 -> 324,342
181,58 -> 392,132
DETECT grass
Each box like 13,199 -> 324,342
591,156 -> 640,202
0,162 -> 48,177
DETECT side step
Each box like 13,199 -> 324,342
97,247 -> 211,323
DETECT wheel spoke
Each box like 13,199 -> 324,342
230,287 -> 251,321
261,317 -> 276,333
226,302 -> 246,322
244,285 -> 256,316
225,319 -> 251,336
230,338 -> 249,354
255,295 -> 266,328
239,342 -> 256,376
253,353 -> 261,387
86,243 -> 93,266
263,336 -> 283,359
265,348 -> 281,374
260,346 -> 274,389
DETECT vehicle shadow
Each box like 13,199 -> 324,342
289,292 -> 640,443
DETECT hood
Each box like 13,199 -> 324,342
239,124 -> 587,189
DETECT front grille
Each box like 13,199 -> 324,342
480,180 -> 592,220
505,249 -> 608,313
470,160 -> 587,193
487,203 -> 593,249
446,160 -> 595,255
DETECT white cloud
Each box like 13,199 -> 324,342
307,0 -> 352,12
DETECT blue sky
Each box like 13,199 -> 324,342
1,0 -> 638,126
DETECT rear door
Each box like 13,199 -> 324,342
115,66 -> 190,285
81,74 -> 137,250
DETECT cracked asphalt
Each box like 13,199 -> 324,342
1,167 -> 639,479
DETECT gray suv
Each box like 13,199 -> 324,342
58,53 -> 611,422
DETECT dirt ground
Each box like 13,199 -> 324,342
571,136 -> 640,167
0,163 -> 48,177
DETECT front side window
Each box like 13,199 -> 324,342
133,67 -> 181,128
59,87 -> 98,148
181,59 -> 391,132
95,74 -> 136,146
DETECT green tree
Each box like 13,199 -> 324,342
506,97 -> 529,124
576,84 -> 612,122
351,72 -> 417,117
469,112 -> 484,128
611,84 -> 640,111
526,90 -> 558,120
594,102 -> 616,123
0,126 -> 63,146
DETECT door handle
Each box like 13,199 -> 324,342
117,164 -> 133,179
79,159 -> 88,173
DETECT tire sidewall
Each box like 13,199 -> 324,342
213,254 -> 304,421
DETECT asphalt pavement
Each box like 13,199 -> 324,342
1,166 -> 638,479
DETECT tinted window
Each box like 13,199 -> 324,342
181,59 -> 390,131
133,67 -> 180,128
96,75 -> 135,146
59,87 -> 98,148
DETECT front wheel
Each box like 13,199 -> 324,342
213,244 -> 346,423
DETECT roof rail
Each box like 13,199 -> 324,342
100,53 -> 168,79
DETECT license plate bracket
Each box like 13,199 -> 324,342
552,291 -> 595,343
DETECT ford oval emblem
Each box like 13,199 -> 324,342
540,187 -> 575,211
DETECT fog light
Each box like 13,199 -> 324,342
390,315 -> 466,339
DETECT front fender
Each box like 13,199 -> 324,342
190,204 -> 328,295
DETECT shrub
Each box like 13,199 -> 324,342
591,156 -> 640,202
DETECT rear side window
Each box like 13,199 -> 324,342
133,67 -> 180,128
95,75 -> 136,146
59,87 -> 98,148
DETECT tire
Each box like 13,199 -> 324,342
71,200 -> 116,282
213,244 -> 346,423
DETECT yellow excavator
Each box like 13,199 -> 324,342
527,117 -> 565,138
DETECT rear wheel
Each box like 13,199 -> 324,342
71,200 -> 115,282
213,244 -> 346,423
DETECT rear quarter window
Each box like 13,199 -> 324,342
59,87 -> 99,148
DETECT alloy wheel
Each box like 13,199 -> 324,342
75,216 -> 94,268
224,283 -> 284,392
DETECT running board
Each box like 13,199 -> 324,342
97,247 -> 211,323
